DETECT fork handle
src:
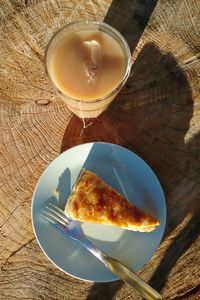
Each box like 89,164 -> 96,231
80,238 -> 162,300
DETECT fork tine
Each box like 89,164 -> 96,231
49,203 -> 71,223
41,213 -> 66,233
41,212 -> 57,224
42,209 -> 67,226
46,204 -> 70,224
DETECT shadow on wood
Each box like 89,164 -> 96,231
104,43 -> 199,293
149,211 -> 200,293
62,42 -> 200,296
60,11 -> 199,300
86,281 -> 124,300
104,0 -> 158,53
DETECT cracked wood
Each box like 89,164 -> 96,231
0,0 -> 200,299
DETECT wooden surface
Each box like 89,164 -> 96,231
0,0 -> 200,299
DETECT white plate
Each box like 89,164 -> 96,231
31,142 -> 166,282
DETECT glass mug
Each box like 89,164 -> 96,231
45,21 -> 131,118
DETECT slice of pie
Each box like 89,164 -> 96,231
65,169 -> 160,232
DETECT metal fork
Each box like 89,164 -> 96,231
42,203 -> 162,300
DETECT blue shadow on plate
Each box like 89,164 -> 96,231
56,167 -> 71,209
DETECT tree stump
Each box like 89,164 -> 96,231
0,0 -> 200,299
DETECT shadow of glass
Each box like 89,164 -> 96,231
104,0 -> 158,53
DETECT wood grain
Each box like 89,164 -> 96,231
0,0 -> 200,299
